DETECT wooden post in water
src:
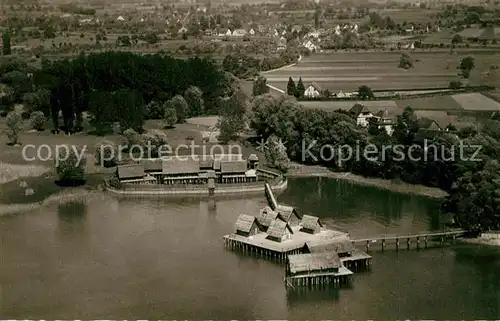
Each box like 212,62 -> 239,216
382,239 -> 386,251
407,237 -> 410,250
424,236 -> 428,248
366,240 -> 370,252
416,236 -> 420,250
396,238 -> 399,251
441,236 -> 444,247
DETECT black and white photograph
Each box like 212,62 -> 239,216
0,0 -> 499,318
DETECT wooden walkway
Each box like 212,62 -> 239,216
352,230 -> 467,251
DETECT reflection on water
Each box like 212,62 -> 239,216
0,178 -> 499,319
286,287 -> 341,306
58,201 -> 87,222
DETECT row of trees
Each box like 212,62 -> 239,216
28,52 -> 230,134
248,93 -> 500,231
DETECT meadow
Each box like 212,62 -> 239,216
264,50 -> 500,93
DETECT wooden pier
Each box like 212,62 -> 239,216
352,230 -> 467,252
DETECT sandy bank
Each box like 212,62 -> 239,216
287,164 -> 448,199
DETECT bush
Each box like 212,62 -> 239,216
123,128 -> 140,150
449,81 -> 462,89
140,129 -> 169,158
56,147 -> 86,185
94,140 -> 118,167
5,111 -> 22,145
164,106 -> 177,128
30,111 -> 45,131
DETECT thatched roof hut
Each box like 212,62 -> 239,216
287,252 -> 341,275
300,215 -> 323,234
266,219 -> 293,242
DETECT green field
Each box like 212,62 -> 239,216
264,51 -> 500,93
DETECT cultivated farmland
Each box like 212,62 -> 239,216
451,93 -> 500,111
396,96 -> 464,110
264,51 -> 500,93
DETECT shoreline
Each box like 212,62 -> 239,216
287,164 -> 447,199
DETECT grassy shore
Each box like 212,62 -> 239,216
287,163 -> 448,199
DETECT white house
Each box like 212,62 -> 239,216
273,29 -> 279,37
116,15 -> 125,21
232,29 -> 247,36
405,25 -> 414,33
369,109 -> 394,136
304,82 -> 323,98
302,40 -> 318,52
349,104 -> 374,127
225,29 -> 232,36
249,28 -> 255,35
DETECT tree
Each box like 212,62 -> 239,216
164,106 -> 177,128
217,90 -> 248,143
56,147 -> 86,185
287,77 -> 296,96
451,34 -> 463,44
449,80 -> 462,89
22,89 -> 50,115
265,134 -> 290,172
358,85 -> 374,100
94,140 -> 118,167
314,6 -> 321,29
459,56 -> 475,79
5,111 -> 22,145
295,77 -> 305,98
252,75 -> 269,96
167,95 -> 188,123
2,29 -> 11,55
123,128 -> 140,151
145,100 -> 165,119
184,86 -> 204,117
30,111 -> 45,131
140,129 -> 168,158
399,53 -> 413,69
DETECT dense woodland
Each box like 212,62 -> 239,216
249,94 -> 500,232
0,52 -> 233,134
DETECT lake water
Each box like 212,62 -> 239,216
1,177 -> 499,318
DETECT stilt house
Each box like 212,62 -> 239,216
235,214 -> 261,237
300,215 -> 323,234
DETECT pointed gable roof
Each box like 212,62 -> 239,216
349,103 -> 370,116
375,109 -> 390,119
266,219 -> 293,240
300,215 -> 323,230
275,204 -> 301,222
257,206 -> 286,227
235,214 -> 259,233
309,82 -> 322,92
